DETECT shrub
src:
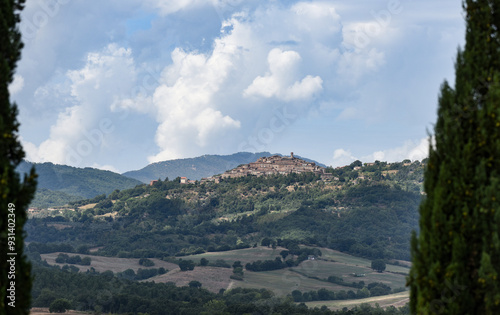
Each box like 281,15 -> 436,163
139,258 -> 155,267
179,260 -> 195,271
189,280 -> 202,288
80,257 -> 91,266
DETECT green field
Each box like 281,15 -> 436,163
238,268 -> 349,295
183,246 -> 409,294
290,260 -> 407,290
185,246 -> 287,265
318,247 -> 411,274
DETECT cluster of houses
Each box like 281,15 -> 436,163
151,155 -> 421,186
187,152 -> 333,184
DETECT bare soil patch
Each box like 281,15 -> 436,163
147,266 -> 233,293
78,203 -> 97,210
89,246 -> 103,253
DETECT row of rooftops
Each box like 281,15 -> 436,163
198,153 -> 333,183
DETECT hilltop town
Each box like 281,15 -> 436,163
196,152 -> 333,183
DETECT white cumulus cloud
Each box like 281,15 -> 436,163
24,44 -> 137,167
243,48 -> 323,101
147,42 -> 242,162
362,137 -> 429,162
331,137 -> 429,167
145,0 -> 218,16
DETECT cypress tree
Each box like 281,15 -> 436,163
409,1 -> 500,314
0,0 -> 37,313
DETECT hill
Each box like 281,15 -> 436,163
122,151 -> 327,183
17,161 -> 143,206
26,159 -> 422,313
26,159 -> 424,260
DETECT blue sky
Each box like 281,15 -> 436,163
11,0 -> 465,173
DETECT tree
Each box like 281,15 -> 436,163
409,1 -> 500,314
232,261 -> 242,269
260,237 -> 272,247
139,258 -> 155,267
350,160 -> 362,168
179,259 -> 195,271
1,0 -> 37,313
371,259 -> 386,273
201,300 -> 228,315
368,283 -> 391,297
76,245 -> 90,254
80,257 -> 92,266
200,258 -> 209,266
49,298 -> 72,313
188,280 -> 202,288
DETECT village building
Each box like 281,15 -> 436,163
180,177 -> 196,184
201,153 -> 332,182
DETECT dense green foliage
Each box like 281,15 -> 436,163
409,1 -> 500,314
55,253 -> 91,266
0,0 -> 36,313
290,282 -> 393,302
29,188 -> 83,208
116,267 -> 166,281
326,276 -> 365,289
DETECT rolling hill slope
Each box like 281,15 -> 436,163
17,161 -> 143,203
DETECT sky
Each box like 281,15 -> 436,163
11,0 -> 465,173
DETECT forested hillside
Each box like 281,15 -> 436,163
17,161 -> 143,207
27,159 -> 424,261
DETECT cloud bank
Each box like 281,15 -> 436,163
14,0 -> 464,171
